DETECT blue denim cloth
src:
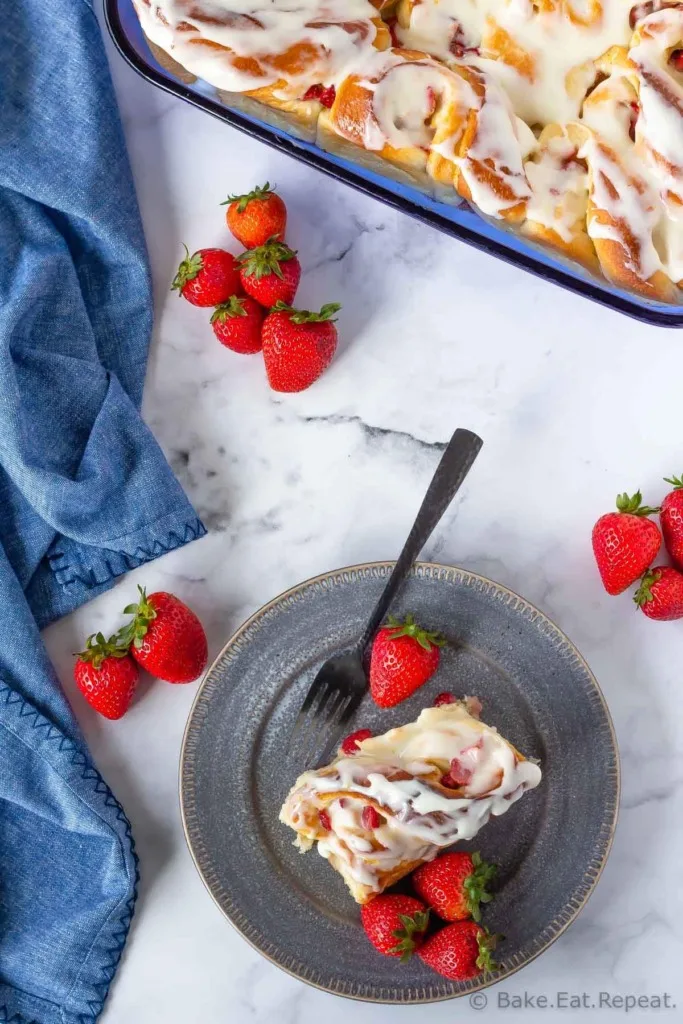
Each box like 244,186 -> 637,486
0,2 -> 206,1021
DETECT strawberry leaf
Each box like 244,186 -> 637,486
171,245 -> 203,293
384,614 -> 446,650
475,928 -> 499,973
115,585 -> 157,650
615,490 -> 660,516
634,569 -> 662,607
270,300 -> 341,324
211,296 -> 247,322
237,239 -> 295,279
664,474 -> 683,490
75,631 -> 130,669
464,852 -> 497,922
222,182 -> 275,212
387,910 -> 430,962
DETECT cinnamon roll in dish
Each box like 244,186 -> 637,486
279,701 -> 542,904
132,0 -> 683,302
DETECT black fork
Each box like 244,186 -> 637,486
287,427 -> 484,768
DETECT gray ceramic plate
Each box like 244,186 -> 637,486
180,563 -> 620,1002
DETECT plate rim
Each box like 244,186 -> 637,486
179,561 -> 621,1003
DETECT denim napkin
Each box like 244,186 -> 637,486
0,1 -> 206,1020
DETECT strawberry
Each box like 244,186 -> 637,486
222,182 -> 287,249
237,240 -> 301,308
117,587 -> 208,683
172,246 -> 241,307
340,728 -> 374,755
361,805 -> 383,829
261,301 -> 340,393
433,691 -> 456,706
210,295 -> 263,354
370,615 -> 445,709
412,851 -> 496,922
592,491 -> 661,595
418,921 -> 498,981
661,474 -> 683,569
302,84 -> 336,108
74,633 -> 139,720
670,48 -> 683,72
361,895 -> 429,960
634,566 -> 683,620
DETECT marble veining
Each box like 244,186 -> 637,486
36,6 -> 683,1021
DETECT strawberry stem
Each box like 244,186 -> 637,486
384,614 -> 446,651
388,910 -> 430,962
464,852 -> 497,922
115,585 -> 157,651
664,474 -> 683,490
211,296 -> 247,322
221,182 -> 275,212
75,631 -> 129,670
615,490 -> 660,516
171,245 -> 203,293
237,239 -> 295,280
634,569 -> 662,607
270,300 -> 341,323
475,928 -> 499,973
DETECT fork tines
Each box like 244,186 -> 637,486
288,672 -> 361,768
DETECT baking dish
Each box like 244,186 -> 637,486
105,0 -> 683,327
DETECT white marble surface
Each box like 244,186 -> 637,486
42,7 -> 683,1021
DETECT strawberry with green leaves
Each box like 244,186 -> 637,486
210,295 -> 263,354
172,246 -> 241,307
418,921 -> 498,981
591,491 -> 662,595
262,301 -> 340,392
237,239 -> 301,308
74,633 -> 139,720
116,587 -> 208,683
412,851 -> 496,922
661,474 -> 683,570
223,182 -> 287,249
370,614 -> 445,708
634,567 -> 683,621
361,894 -> 430,960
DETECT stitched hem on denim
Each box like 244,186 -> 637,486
0,681 -> 139,1024
30,512 -> 207,629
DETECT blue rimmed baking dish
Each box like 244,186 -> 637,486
105,0 -> 683,327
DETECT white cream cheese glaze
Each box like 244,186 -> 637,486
132,0 -> 683,297
397,0 -> 632,126
132,0 -> 383,94
279,703 -> 542,897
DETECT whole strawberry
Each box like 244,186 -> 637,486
74,633 -> 139,720
661,474 -> 683,570
592,491 -> 661,595
370,614 -> 445,709
418,921 -> 498,981
210,295 -> 263,354
237,240 -> 301,308
117,587 -> 208,683
172,246 -> 241,307
412,851 -> 496,922
222,182 -> 287,249
262,301 -> 340,393
361,894 -> 429,960
634,566 -> 683,620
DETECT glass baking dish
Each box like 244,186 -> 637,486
105,0 -> 683,327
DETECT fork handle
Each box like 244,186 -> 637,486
358,427 -> 483,655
